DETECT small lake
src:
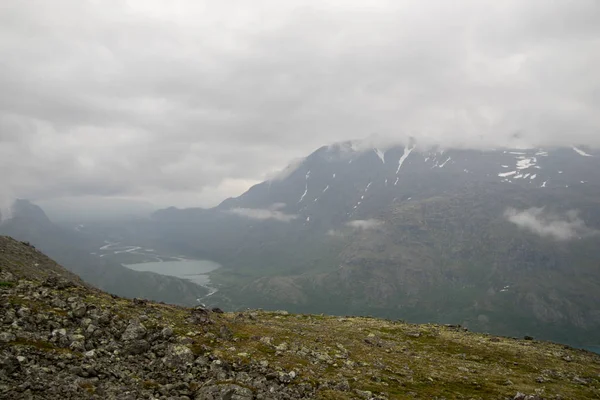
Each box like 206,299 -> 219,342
123,259 -> 221,286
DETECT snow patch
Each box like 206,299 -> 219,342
298,184 -> 308,203
438,157 -> 452,168
516,157 -> 536,170
374,148 -> 385,164
498,171 -> 517,177
572,146 -> 593,157
298,171 -> 311,203
396,145 -> 416,174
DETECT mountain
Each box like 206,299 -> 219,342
2,236 -> 600,399
0,200 -> 209,305
141,142 -> 600,347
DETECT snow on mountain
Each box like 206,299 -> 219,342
215,143 -> 600,230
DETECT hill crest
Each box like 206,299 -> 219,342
1,238 -> 600,399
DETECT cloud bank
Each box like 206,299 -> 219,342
227,207 -> 298,222
1,0 -> 599,207
346,219 -> 385,230
504,207 -> 596,241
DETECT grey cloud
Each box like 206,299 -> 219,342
504,207 -> 596,241
226,207 -> 298,222
1,0 -> 599,207
346,219 -> 385,230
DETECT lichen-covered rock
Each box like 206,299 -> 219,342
121,320 -> 147,341
164,344 -> 194,367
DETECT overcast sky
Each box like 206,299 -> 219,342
1,0 -> 599,209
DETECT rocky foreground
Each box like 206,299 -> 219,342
1,237 -> 600,399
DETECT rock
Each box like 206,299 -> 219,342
121,320 -> 147,341
211,307 -> 224,314
190,308 -> 211,324
0,356 -> 21,374
17,307 -> 31,318
126,339 -> 150,355
260,336 -> 273,345
71,303 -> 87,318
278,370 -> 296,383
161,326 -> 174,339
355,389 -> 374,399
524,336 -> 534,341
69,341 -> 86,352
219,325 -> 233,341
0,331 -> 16,343
43,276 -> 74,289
196,384 -> 253,400
275,342 -> 288,352
164,344 -> 194,367
133,298 -> 148,305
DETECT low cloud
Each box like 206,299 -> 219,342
504,207 -> 596,241
326,229 -> 344,237
346,219 -> 385,230
227,207 -> 297,222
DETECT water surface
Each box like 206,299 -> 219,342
123,259 -> 221,286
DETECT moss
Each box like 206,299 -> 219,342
316,390 -> 354,400
9,339 -> 55,351
78,381 -> 96,394
0,281 -> 15,288
142,380 -> 160,389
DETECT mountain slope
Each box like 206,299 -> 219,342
0,201 -> 209,305
143,143 -> 600,346
2,239 -> 600,399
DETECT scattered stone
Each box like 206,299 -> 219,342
161,326 -> 174,339
132,298 -> 148,305
121,320 -> 147,341
219,325 -> 233,341
0,332 -> 16,343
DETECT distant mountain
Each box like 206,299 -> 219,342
144,142 -> 600,346
0,200 -> 208,305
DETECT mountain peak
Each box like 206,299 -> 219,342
7,199 -> 52,225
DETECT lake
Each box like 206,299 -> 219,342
123,259 -> 221,286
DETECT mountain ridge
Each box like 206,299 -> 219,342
142,143 -> 600,347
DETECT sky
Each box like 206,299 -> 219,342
1,0 -> 599,209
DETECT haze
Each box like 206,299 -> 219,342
1,0 -> 599,211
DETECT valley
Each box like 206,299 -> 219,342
2,142 -> 599,350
